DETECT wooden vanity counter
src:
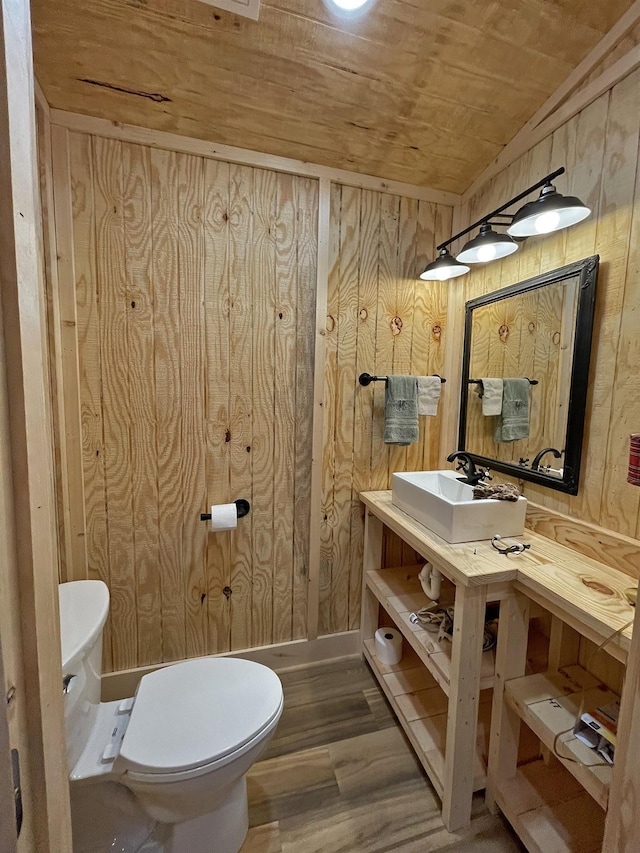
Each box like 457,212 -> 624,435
361,490 -> 534,587
360,490 -> 637,841
360,490 -> 635,660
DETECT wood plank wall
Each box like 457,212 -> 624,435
452,65 -> 640,540
52,129 -> 319,671
48,123 -> 453,670
44,64 -> 640,677
451,66 -> 640,694
35,99 -> 66,584
320,184 -> 451,635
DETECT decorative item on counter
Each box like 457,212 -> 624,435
628,433 -> 640,486
472,482 -> 521,502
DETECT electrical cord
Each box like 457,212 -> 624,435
491,535 -> 531,556
550,615 -> 634,767
409,602 -> 497,651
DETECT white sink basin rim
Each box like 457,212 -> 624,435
391,470 -> 527,544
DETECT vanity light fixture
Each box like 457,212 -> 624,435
507,182 -> 591,237
456,222 -> 519,264
419,248 -> 470,281
418,167 -> 591,282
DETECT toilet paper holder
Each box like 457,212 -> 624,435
200,499 -> 251,522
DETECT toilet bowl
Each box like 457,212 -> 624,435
59,581 -> 283,853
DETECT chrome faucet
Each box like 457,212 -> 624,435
531,447 -> 562,471
446,451 -> 491,486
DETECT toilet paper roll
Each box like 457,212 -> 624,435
209,503 -> 237,532
374,627 -> 403,666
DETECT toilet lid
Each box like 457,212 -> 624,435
118,658 -> 283,775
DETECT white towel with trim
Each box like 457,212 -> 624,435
417,376 -> 441,416
481,378 -> 503,416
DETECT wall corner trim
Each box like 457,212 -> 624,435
34,77 -> 50,119
48,109 -> 460,206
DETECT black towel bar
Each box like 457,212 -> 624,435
359,372 -> 446,386
468,377 -> 538,386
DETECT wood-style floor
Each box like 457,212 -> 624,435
240,658 -> 524,853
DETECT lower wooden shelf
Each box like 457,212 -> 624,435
494,759 -> 605,853
505,665 -> 617,810
365,566 -> 496,695
363,638 -> 491,799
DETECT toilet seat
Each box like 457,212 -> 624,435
122,706 -> 282,785
117,658 -> 283,783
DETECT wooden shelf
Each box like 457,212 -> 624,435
361,490 -> 636,662
363,639 -> 491,798
365,566 -> 496,696
505,666 -> 617,810
494,759 -> 605,853
360,491 -> 639,841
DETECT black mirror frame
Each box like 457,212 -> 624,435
458,255 -> 599,495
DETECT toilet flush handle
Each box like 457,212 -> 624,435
62,674 -> 77,695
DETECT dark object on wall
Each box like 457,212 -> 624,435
200,499 -> 250,522
457,255 -> 599,495
359,373 -> 446,386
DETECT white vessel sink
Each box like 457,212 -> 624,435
391,470 -> 527,544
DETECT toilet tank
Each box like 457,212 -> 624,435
59,580 -> 110,771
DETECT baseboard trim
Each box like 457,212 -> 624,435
101,630 -> 361,701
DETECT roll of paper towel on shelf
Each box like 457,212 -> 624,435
209,503 -> 237,532
374,627 -> 402,665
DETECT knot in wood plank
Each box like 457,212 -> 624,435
581,577 -> 615,596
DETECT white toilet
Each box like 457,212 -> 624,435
59,580 -> 283,853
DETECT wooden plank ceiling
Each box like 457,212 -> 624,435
31,0 -> 636,194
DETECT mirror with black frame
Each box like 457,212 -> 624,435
458,255 -> 599,495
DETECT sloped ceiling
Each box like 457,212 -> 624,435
31,0 -> 636,194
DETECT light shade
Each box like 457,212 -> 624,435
456,223 -> 519,264
419,249 -> 470,281
507,183 -> 591,237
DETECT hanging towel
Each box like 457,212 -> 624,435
494,378 -> 530,443
479,378 -> 503,416
384,376 -> 419,445
417,376 -> 441,416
